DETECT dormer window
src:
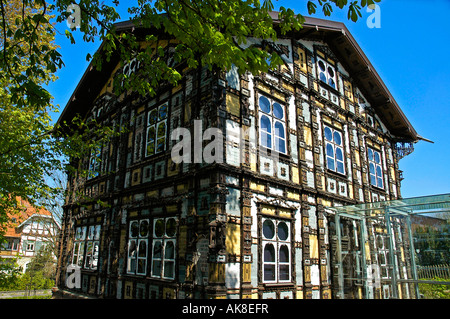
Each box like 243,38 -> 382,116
316,55 -> 337,90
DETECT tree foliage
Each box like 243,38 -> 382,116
0,0 -> 379,240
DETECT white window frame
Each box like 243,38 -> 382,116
258,95 -> 287,154
368,147 -> 384,189
261,217 -> 292,284
151,217 -> 177,280
72,225 -> 101,270
127,219 -> 150,275
324,125 -> 345,175
145,103 -> 169,157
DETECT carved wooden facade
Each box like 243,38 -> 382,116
55,16 -> 420,299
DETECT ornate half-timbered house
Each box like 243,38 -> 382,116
54,14 -> 423,299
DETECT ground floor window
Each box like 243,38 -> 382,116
261,217 -> 292,283
126,216 -> 178,279
72,224 -> 101,270
151,217 -> 177,280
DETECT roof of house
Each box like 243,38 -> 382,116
2,198 -> 54,238
56,13 -> 421,142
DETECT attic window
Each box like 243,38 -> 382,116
316,54 -> 337,90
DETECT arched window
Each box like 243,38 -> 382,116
316,55 -> 337,89
146,103 -> 169,157
258,95 -> 287,154
324,125 -> 345,175
261,217 -> 291,283
368,147 -> 384,188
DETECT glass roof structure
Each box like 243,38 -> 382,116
329,193 -> 450,299
333,193 -> 450,217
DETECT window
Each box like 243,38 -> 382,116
26,242 -> 35,251
324,125 -> 345,175
2,239 -> 19,250
261,217 -> 291,283
72,225 -> 101,270
316,55 -> 337,89
258,95 -> 287,154
146,103 -> 168,157
127,219 -> 149,275
88,146 -> 101,179
151,217 -> 177,280
368,147 -> 384,188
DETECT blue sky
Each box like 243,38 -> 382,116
46,0 -> 450,199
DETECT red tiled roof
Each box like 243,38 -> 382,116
1,198 -> 52,238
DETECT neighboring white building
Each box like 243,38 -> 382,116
0,199 -> 60,272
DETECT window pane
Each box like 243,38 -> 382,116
128,240 -> 137,257
154,220 -> 165,237
146,126 -> 156,155
274,121 -> 285,138
369,163 -> 375,174
328,77 -> 336,89
261,131 -> 272,149
278,222 -> 289,241
153,241 -> 162,258
166,218 -> 177,237
157,120 -> 166,136
333,131 -> 342,145
264,243 -> 275,262
336,147 -> 343,161
377,177 -> 383,188
129,259 -> 136,273
130,221 -> 139,238
327,66 -> 335,78
279,245 -> 289,262
165,241 -> 175,259
158,103 -> 168,120
148,109 -> 157,125
156,137 -> 166,153
137,259 -> 146,274
326,143 -> 334,157
368,148 -> 374,161
273,103 -> 284,119
140,220 -> 149,237
319,72 -> 327,83
327,157 -> 335,171
94,225 -> 101,240
376,165 -> 382,177
152,260 -> 161,277
370,174 -> 376,186
264,265 -> 276,281
259,96 -> 271,113
164,261 -> 174,278
275,137 -> 286,154
138,240 -> 147,258
374,151 -> 381,164
318,60 -> 326,71
260,115 -> 271,133
337,161 -> 345,174
279,265 -> 290,281
324,126 -> 332,141
263,220 -> 275,239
